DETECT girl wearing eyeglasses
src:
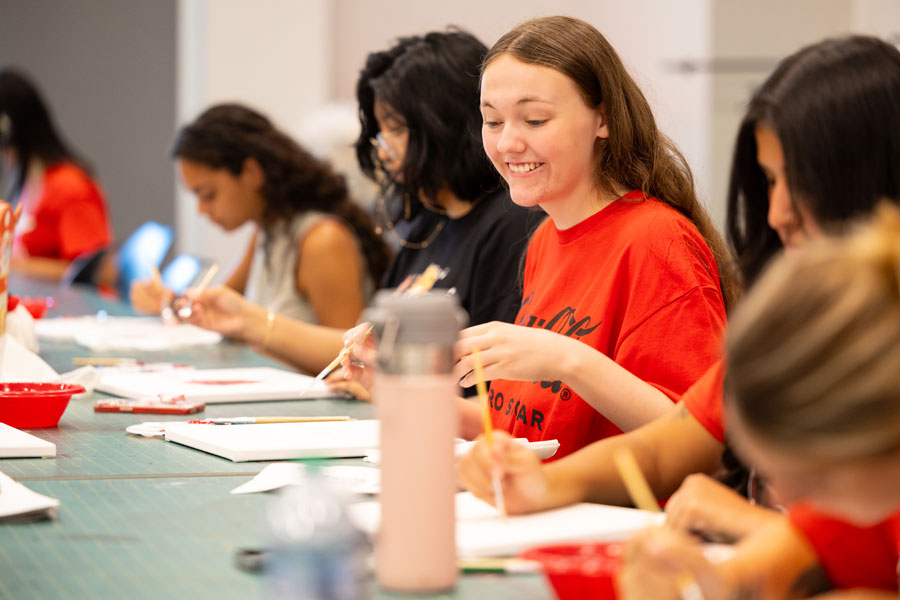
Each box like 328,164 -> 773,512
353,30 -> 542,328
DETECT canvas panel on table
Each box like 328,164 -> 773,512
98,366 -> 340,403
164,419 -> 382,461
0,423 -> 56,458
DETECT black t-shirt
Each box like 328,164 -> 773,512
382,188 -> 544,327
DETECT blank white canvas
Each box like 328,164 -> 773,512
164,419 -> 382,461
98,366 -> 339,403
0,423 -> 56,458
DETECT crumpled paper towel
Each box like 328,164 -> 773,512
0,334 -> 57,382
5,304 -> 38,353
0,334 -> 100,393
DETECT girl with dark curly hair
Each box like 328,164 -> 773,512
131,103 -> 390,329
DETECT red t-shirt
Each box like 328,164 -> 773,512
790,503 -> 900,591
16,163 -> 112,261
682,360 -> 726,443
489,192 -> 727,459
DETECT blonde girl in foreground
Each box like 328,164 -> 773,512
623,206 -> 900,599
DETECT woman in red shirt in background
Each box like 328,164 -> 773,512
0,68 -> 112,281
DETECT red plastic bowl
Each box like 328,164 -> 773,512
0,382 -> 85,427
521,542 -> 624,600
19,296 -> 55,319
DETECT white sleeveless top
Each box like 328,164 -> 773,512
245,211 -> 373,324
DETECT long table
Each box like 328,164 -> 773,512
1,278 -> 552,599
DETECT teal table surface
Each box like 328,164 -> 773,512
1,477 -> 551,600
1,279 -> 553,599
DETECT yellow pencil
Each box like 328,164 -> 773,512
613,447 -> 699,598
472,347 -> 506,516
612,447 -> 660,514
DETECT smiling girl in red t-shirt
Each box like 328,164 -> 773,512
452,16 -> 735,458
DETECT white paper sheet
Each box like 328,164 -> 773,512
0,423 -> 56,458
348,492 -> 666,558
98,366 -> 338,403
230,463 -> 380,495
364,438 -> 560,463
5,305 -> 39,353
0,471 -> 59,520
35,316 -> 222,350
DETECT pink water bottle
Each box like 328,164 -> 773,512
364,291 -> 466,593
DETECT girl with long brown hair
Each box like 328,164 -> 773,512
453,16 -> 735,455
460,33 -> 900,528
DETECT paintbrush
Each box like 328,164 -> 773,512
298,324 -> 374,398
175,263 -> 219,320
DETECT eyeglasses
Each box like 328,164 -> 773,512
370,132 -> 399,162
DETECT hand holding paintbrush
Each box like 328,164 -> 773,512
173,263 -> 219,320
300,323 -> 375,398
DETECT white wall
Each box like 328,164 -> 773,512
706,0 -> 899,231
174,0 -> 900,270
853,0 -> 900,41
175,0 -> 332,279
331,0 -> 715,211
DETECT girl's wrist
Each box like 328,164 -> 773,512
243,303 -> 269,346
542,461 -> 582,510
262,309 -> 275,350
559,336 -> 591,391
743,503 -> 782,534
